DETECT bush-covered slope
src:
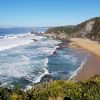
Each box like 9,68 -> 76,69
46,26 -> 74,34
0,75 -> 100,100
46,17 -> 100,41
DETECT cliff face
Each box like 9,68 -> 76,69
46,17 -> 100,41
73,17 -> 100,40
75,21 -> 95,37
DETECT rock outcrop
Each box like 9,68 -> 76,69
45,17 -> 100,41
40,74 -> 53,82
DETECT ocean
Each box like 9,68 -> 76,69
0,27 -> 89,89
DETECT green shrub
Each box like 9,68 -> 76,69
0,75 -> 100,100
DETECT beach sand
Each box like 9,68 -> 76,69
70,38 -> 100,81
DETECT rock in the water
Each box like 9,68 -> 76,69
40,74 -> 53,82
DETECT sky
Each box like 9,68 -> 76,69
0,0 -> 100,27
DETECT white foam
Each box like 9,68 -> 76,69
4,32 -> 31,39
37,46 -> 59,56
32,35 -> 47,40
24,85 -> 33,91
4,35 -> 18,39
0,33 -> 50,52
69,58 -> 87,80
0,36 -> 33,52
0,34 -> 60,89
0,36 -> 3,38
1,57 -> 48,77
33,67 -> 49,83
0,54 -> 49,88
24,58 -> 49,84
40,39 -> 61,46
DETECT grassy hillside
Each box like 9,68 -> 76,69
0,75 -> 100,100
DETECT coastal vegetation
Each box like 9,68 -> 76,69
46,17 -> 100,42
46,26 -> 74,34
0,75 -> 100,100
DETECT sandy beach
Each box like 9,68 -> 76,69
70,38 -> 100,81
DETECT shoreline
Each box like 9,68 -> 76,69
74,54 -> 100,81
70,38 -> 100,81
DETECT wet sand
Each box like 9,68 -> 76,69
70,38 -> 100,81
74,54 -> 100,81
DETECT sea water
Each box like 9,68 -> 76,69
0,27 -> 89,89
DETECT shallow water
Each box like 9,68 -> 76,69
0,33 -> 89,89
0,27 -> 88,88
0,36 -> 60,88
48,48 -> 89,80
